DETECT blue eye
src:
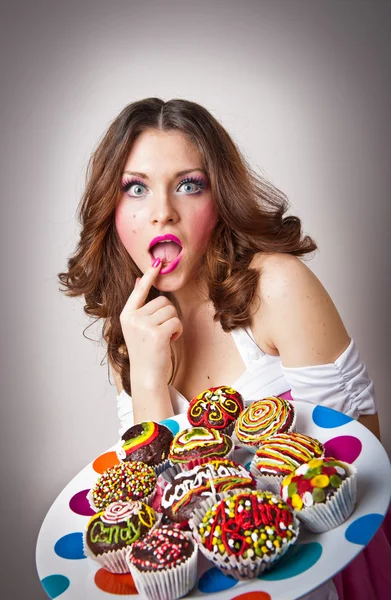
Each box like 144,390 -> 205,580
177,177 -> 207,195
120,179 -> 147,197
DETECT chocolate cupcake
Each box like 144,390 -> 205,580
281,457 -> 357,533
116,421 -> 173,474
190,489 -> 299,580
88,461 -> 156,511
234,396 -> 296,451
187,386 -> 244,435
127,526 -> 198,600
250,432 -> 324,494
160,459 -> 256,523
168,426 -> 233,468
83,500 -> 158,573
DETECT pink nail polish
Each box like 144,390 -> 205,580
152,257 -> 161,268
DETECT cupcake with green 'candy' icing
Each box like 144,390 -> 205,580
281,457 -> 357,533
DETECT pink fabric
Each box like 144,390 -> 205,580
333,504 -> 391,599
279,390 -> 293,401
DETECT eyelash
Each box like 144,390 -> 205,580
120,176 -> 207,197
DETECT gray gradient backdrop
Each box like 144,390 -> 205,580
1,0 -> 390,598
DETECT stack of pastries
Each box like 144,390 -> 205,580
82,386 -> 357,600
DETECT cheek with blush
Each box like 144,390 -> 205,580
190,202 -> 219,251
115,204 -> 143,257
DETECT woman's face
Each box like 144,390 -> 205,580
115,128 -> 218,291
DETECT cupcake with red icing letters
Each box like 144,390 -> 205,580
187,386 -> 244,435
234,396 -> 296,451
281,457 -> 357,533
190,489 -> 299,580
127,526 -> 198,600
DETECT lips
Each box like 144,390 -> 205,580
148,234 -> 183,274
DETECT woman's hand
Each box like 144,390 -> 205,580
119,258 -> 183,387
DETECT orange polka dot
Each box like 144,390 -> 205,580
94,569 -> 138,595
232,592 -> 272,600
93,451 -> 120,474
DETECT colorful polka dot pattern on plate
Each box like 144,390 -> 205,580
324,435 -> 362,463
345,513 -> 384,546
69,488 -> 95,516
259,542 -> 322,580
94,569 -> 138,595
312,405 -> 353,428
92,451 -> 119,474
54,532 -> 86,560
40,574 -> 70,598
159,417 -> 180,435
198,567 -> 238,593
232,592 -> 272,600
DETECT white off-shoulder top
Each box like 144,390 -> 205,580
116,326 -> 378,436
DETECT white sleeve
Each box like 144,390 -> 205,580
116,389 -> 134,436
280,339 -> 378,419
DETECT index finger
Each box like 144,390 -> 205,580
124,258 -> 162,311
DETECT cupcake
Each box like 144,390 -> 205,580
187,386 -> 244,435
127,526 -> 198,600
88,461 -> 157,511
234,396 -> 296,451
250,432 -> 324,494
84,500 -> 158,573
281,457 -> 357,533
116,421 -> 173,474
168,427 -> 233,468
160,459 -> 256,523
190,489 -> 299,580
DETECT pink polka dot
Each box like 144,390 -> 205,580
69,489 -> 95,516
324,435 -> 362,463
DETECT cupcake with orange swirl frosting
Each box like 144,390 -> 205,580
116,421 -> 173,475
168,427 -> 234,468
83,500 -> 158,573
250,432 -> 324,494
187,386 -> 244,435
234,396 -> 296,452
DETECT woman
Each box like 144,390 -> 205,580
59,97 -> 387,599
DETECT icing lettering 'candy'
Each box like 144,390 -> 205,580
162,459 -> 256,516
281,457 -> 349,510
197,490 -> 298,561
235,397 -> 295,444
129,527 -> 194,571
91,461 -> 156,509
253,433 -> 324,476
117,421 -> 159,460
168,427 -> 232,463
188,386 -> 244,430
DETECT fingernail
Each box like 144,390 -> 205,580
152,257 -> 161,268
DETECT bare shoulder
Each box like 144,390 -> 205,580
250,252 -> 350,366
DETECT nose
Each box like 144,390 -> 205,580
150,188 -> 179,226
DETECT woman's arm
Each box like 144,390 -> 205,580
251,253 -> 381,440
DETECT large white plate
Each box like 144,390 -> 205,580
36,402 -> 391,600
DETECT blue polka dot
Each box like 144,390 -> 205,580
259,542 -> 322,580
312,405 -> 353,428
245,461 -> 252,471
160,418 -> 180,435
345,513 -> 384,545
41,575 -> 70,598
54,532 -> 86,560
198,566 -> 238,593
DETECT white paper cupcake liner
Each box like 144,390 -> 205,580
189,489 -> 300,580
87,486 -> 156,513
127,532 -> 198,600
249,463 -> 284,495
233,408 -> 297,453
82,511 -> 162,574
295,463 -> 357,533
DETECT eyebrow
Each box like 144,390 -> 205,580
122,168 -> 206,180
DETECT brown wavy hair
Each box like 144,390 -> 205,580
58,97 -> 317,395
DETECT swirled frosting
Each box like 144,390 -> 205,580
253,432 -> 324,476
117,421 -> 173,465
188,386 -> 244,430
235,397 -> 295,445
168,427 -> 233,464
161,459 -> 256,521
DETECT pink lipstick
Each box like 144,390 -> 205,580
148,233 -> 183,275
